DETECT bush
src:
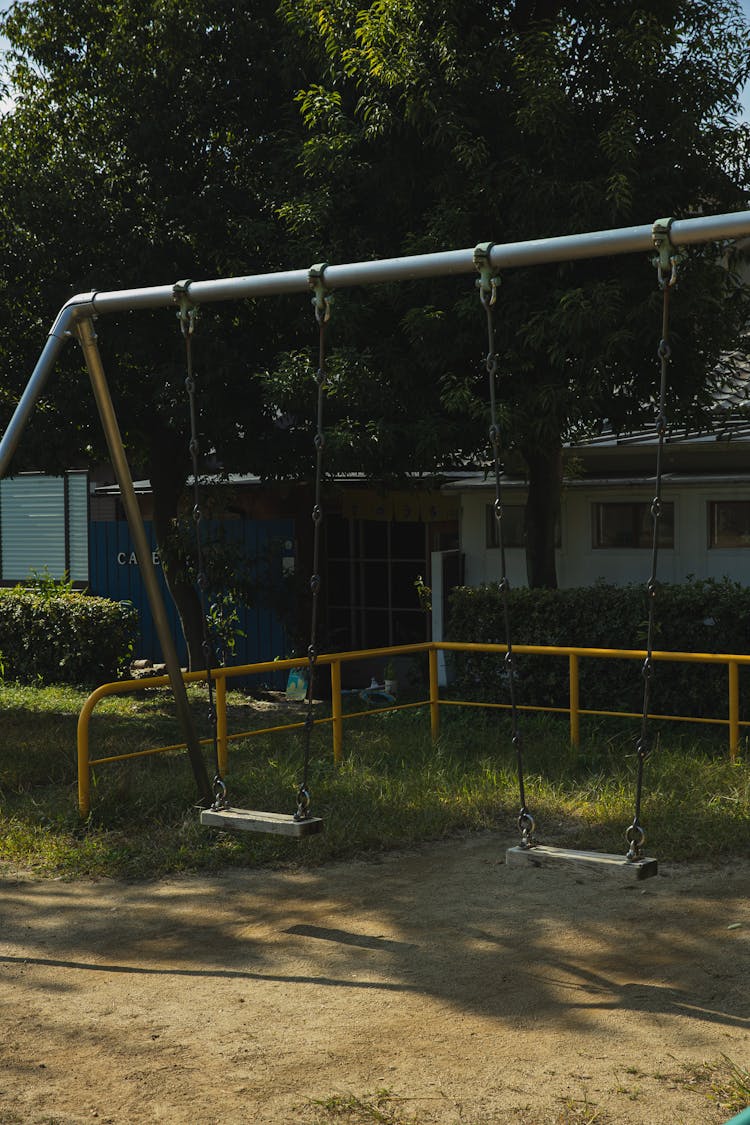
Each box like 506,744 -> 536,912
446,577 -> 750,722
0,585 -> 138,686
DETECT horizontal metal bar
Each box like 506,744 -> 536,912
489,210 -> 750,271
4,207 -> 749,484
436,640 -> 750,665
66,208 -> 750,318
442,697 -> 739,726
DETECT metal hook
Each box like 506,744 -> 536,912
294,786 -> 312,821
474,242 -> 500,306
625,820 -> 646,861
518,810 -> 536,849
173,279 -> 198,335
652,218 -> 679,289
309,262 -> 332,323
211,776 -> 227,811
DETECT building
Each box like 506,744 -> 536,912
0,469 -> 458,668
4,380 -> 750,671
438,374 -> 750,623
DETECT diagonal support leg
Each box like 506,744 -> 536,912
75,316 -> 212,807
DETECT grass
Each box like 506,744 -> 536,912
300,1088 -> 608,1124
304,1090 -> 422,1124
0,679 -> 748,880
680,1056 -> 750,1119
299,1053 -> 750,1123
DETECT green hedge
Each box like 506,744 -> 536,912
0,588 -> 139,686
446,578 -> 750,724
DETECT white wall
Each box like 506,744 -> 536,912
456,480 -> 750,591
460,491 -> 530,589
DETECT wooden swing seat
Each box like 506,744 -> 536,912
200,806 -> 324,837
506,844 -> 657,880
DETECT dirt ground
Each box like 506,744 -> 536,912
0,835 -> 748,1125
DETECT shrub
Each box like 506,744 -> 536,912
446,577 -> 750,722
0,586 -> 138,686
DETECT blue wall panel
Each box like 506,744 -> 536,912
88,519 -> 295,674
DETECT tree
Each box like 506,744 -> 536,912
0,0 -> 317,663
2,0 -> 749,621
282,0 -> 750,586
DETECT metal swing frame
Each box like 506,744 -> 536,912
1,209 -> 749,837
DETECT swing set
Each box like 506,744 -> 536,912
2,209 -> 750,869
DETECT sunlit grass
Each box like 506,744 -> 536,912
678,1055 -> 750,1119
0,681 -> 748,880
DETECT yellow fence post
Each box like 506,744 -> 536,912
216,671 -> 228,776
331,659 -> 343,764
429,647 -> 440,742
77,697 -> 94,817
728,660 -> 739,763
569,652 -> 580,749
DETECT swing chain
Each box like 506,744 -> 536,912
294,263 -> 331,821
173,280 -> 225,811
474,243 -> 534,849
626,223 -> 678,860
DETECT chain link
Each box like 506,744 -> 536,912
174,285 -> 224,811
295,267 -> 332,821
474,245 -> 535,849
626,224 -> 677,860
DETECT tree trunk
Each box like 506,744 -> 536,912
522,442 -> 562,589
148,431 -> 205,670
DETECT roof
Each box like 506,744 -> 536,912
90,471 -> 474,496
567,352 -> 750,451
443,471 -> 750,492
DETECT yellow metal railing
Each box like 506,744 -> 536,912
77,641 -> 750,815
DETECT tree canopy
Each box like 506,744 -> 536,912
0,0 -> 748,636
0,0 -> 319,660
282,0 -> 750,584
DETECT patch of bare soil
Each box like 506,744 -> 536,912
1,836 -> 748,1124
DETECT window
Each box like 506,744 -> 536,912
592,501 -> 674,549
485,503 -> 526,548
708,501 -> 750,548
325,516 -> 430,650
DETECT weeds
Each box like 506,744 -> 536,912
303,1062 -> 750,1125
303,1088 -> 614,1124
306,1090 -> 420,1124
680,1055 -> 750,1118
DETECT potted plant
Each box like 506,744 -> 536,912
383,660 -> 397,697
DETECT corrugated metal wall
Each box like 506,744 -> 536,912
88,518 -> 295,670
0,473 -> 88,582
67,475 -> 89,581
